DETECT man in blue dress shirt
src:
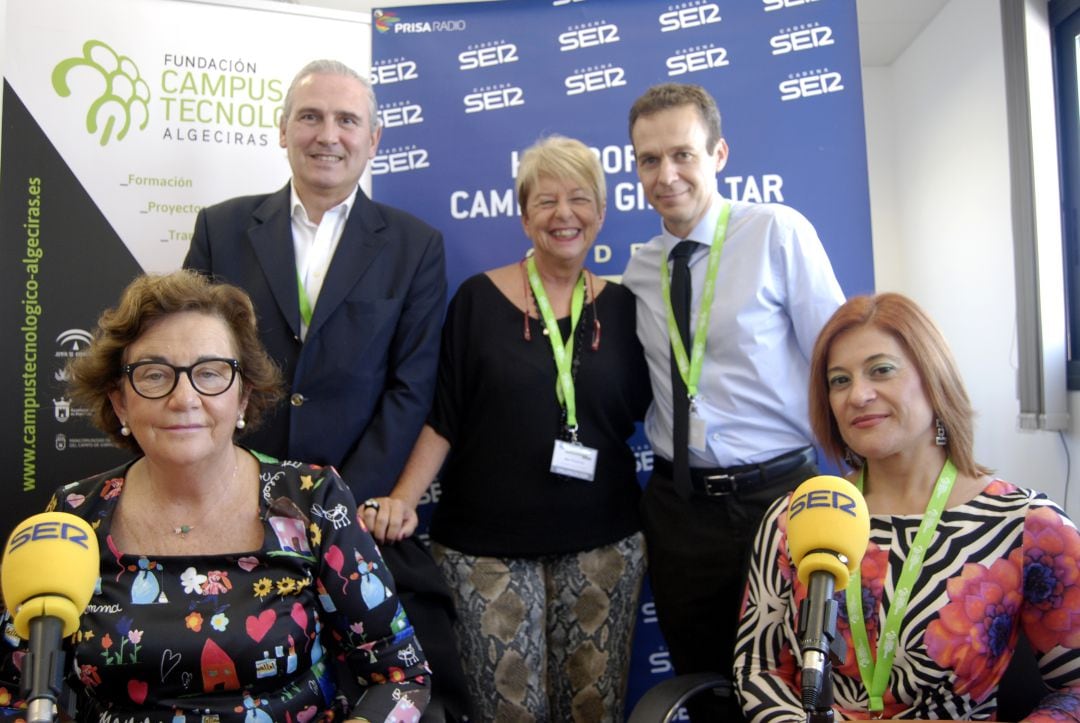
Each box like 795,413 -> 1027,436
622,82 -> 845,721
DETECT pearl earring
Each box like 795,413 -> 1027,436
120,423 -> 131,437
236,416 -> 246,430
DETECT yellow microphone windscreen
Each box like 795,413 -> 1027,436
786,475 -> 870,591
2,512 -> 99,638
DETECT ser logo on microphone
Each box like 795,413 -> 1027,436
788,489 -> 859,520
7,519 -> 92,554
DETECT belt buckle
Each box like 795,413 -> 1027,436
701,473 -> 737,496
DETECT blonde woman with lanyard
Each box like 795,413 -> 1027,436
365,135 -> 652,722
734,293 -> 1080,722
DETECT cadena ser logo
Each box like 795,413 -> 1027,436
659,2 -> 722,33
779,68 -> 844,101
565,64 -> 627,96
379,101 -> 425,128
667,45 -> 729,77
459,42 -> 519,71
371,145 -> 431,176
770,23 -> 835,55
371,58 -> 419,85
558,21 -> 621,52
374,10 -> 400,33
463,83 -> 525,114
52,40 -> 150,146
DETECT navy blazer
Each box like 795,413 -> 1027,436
184,184 -> 447,502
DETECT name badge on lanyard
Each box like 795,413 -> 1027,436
525,256 -> 601,482
550,440 -> 599,481
689,413 -> 707,452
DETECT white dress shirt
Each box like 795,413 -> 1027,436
290,184 -> 359,339
622,193 -> 845,468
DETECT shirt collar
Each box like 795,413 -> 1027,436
289,183 -> 359,225
661,192 -> 726,256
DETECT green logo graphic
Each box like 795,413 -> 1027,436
52,40 -> 151,146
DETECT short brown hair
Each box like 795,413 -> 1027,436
628,83 -> 723,154
68,270 -> 284,453
808,292 -> 990,477
516,134 -> 607,214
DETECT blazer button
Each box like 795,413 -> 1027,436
290,393 -> 306,407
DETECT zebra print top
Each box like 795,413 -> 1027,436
735,480 -> 1080,722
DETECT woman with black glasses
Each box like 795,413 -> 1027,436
0,270 -> 430,722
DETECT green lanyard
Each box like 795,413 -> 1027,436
526,256 -> 586,433
846,458 -> 957,713
296,270 -> 314,328
660,199 -> 730,399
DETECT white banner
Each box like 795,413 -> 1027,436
0,0 -> 370,533
3,0 -> 370,273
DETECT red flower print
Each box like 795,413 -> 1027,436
925,555 -> 1024,703
1020,506 -> 1080,652
983,479 -> 1018,496
100,633 -> 113,651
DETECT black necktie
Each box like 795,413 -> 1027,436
669,241 -> 695,496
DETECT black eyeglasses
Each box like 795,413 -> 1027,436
122,358 -> 240,399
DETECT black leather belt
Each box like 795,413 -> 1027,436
653,446 -> 816,497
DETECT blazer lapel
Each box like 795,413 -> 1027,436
306,190 -> 388,338
249,186 -> 303,339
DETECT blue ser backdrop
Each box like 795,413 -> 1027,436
371,0 -> 872,716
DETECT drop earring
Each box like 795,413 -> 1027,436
935,417 -> 948,446
843,446 -> 862,468
236,416 -> 246,430
120,422 -> 131,437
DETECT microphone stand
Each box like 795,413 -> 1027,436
24,615 -> 65,723
805,656 -> 835,723
798,572 -> 844,723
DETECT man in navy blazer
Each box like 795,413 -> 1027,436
184,60 -> 444,502
184,59 -> 470,721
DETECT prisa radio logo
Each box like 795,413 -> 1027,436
565,65 -> 627,96
779,69 -> 844,101
370,59 -> 419,85
666,45 -> 729,77
770,24 -> 835,55
558,22 -> 621,52
371,145 -> 430,176
463,84 -> 525,114
459,42 -> 519,71
659,3 -> 722,33
378,101 -> 424,128
376,10 -> 467,34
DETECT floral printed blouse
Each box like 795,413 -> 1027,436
0,452 -> 430,722
735,480 -> 1080,722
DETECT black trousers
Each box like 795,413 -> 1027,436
381,537 -> 476,722
641,456 -> 819,722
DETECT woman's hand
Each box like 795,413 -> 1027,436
359,496 -> 418,544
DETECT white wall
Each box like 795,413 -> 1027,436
864,0 -> 1078,519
